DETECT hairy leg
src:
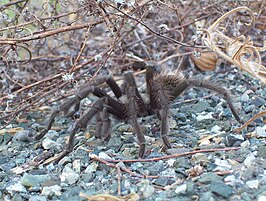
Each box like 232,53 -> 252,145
35,86 -> 96,140
171,79 -> 241,123
47,98 -> 105,163
123,71 -> 147,158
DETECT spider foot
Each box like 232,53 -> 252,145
162,136 -> 172,149
138,143 -> 146,158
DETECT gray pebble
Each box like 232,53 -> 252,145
60,166 -> 79,185
192,101 -> 210,113
210,181 -> 233,198
241,93 -> 249,102
12,130 -> 34,142
6,182 -> 27,193
198,173 -> 222,184
28,195 -> 47,201
21,173 -> 51,187
41,185 -> 62,196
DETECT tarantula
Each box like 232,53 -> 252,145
36,65 -> 241,163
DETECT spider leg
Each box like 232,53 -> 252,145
124,71 -> 147,158
35,86 -> 96,140
106,77 -> 122,99
101,107 -> 112,140
48,98 -> 104,164
123,71 -> 147,116
95,106 -> 111,140
173,79 -> 241,123
146,64 -> 160,111
149,81 -> 172,149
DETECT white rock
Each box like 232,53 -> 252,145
73,159 -> 81,173
6,182 -> 27,193
241,140 -> 250,148
255,127 -> 266,138
241,93 -> 249,102
41,185 -> 61,196
42,138 -> 60,150
196,113 -> 213,122
211,125 -> 221,132
214,158 -> 232,171
84,162 -> 98,173
224,175 -> 236,186
29,195 -> 47,201
142,185 -> 155,198
258,194 -> 266,201
166,159 -> 176,167
60,166 -> 79,185
175,183 -> 187,194
246,180 -> 259,189
243,154 -> 256,167
99,152 -> 113,161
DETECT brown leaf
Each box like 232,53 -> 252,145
190,51 -> 218,71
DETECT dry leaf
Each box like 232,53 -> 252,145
198,132 -> 225,146
191,51 -> 218,71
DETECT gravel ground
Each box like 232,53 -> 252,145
1,69 -> 266,201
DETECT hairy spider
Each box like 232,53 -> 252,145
36,65 -> 241,163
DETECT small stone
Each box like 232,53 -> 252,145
6,182 -> 27,193
11,194 -> 23,201
21,173 -> 50,187
241,93 -> 249,102
99,152 -> 113,161
41,185 -> 61,196
244,105 -> 256,113
147,161 -> 165,175
211,125 -> 221,132
142,185 -> 155,199
4,133 -> 13,144
258,145 -> 266,158
60,166 -> 79,185
196,113 -> 213,122
198,173 -> 222,184
84,162 -> 98,173
28,195 -> 47,201
255,126 -> 266,138
224,175 -> 237,186
244,154 -> 256,167
72,159 -> 81,173
175,113 -> 187,122
12,130 -> 33,142
224,134 -> 244,147
192,101 -> 210,113
214,158 -> 231,171
42,138 -> 60,150
153,178 -> 169,186
241,140 -> 250,148
160,168 -> 176,177
246,180 -> 259,189
166,159 -> 176,167
200,192 -> 215,201
174,183 -> 187,195
138,179 -> 155,199
252,97 -> 266,107
45,130 -> 59,140
257,192 -> 266,201
210,181 -> 233,198
107,136 -> 122,148
191,153 -> 208,166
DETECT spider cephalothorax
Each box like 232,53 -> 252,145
36,65 -> 241,163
